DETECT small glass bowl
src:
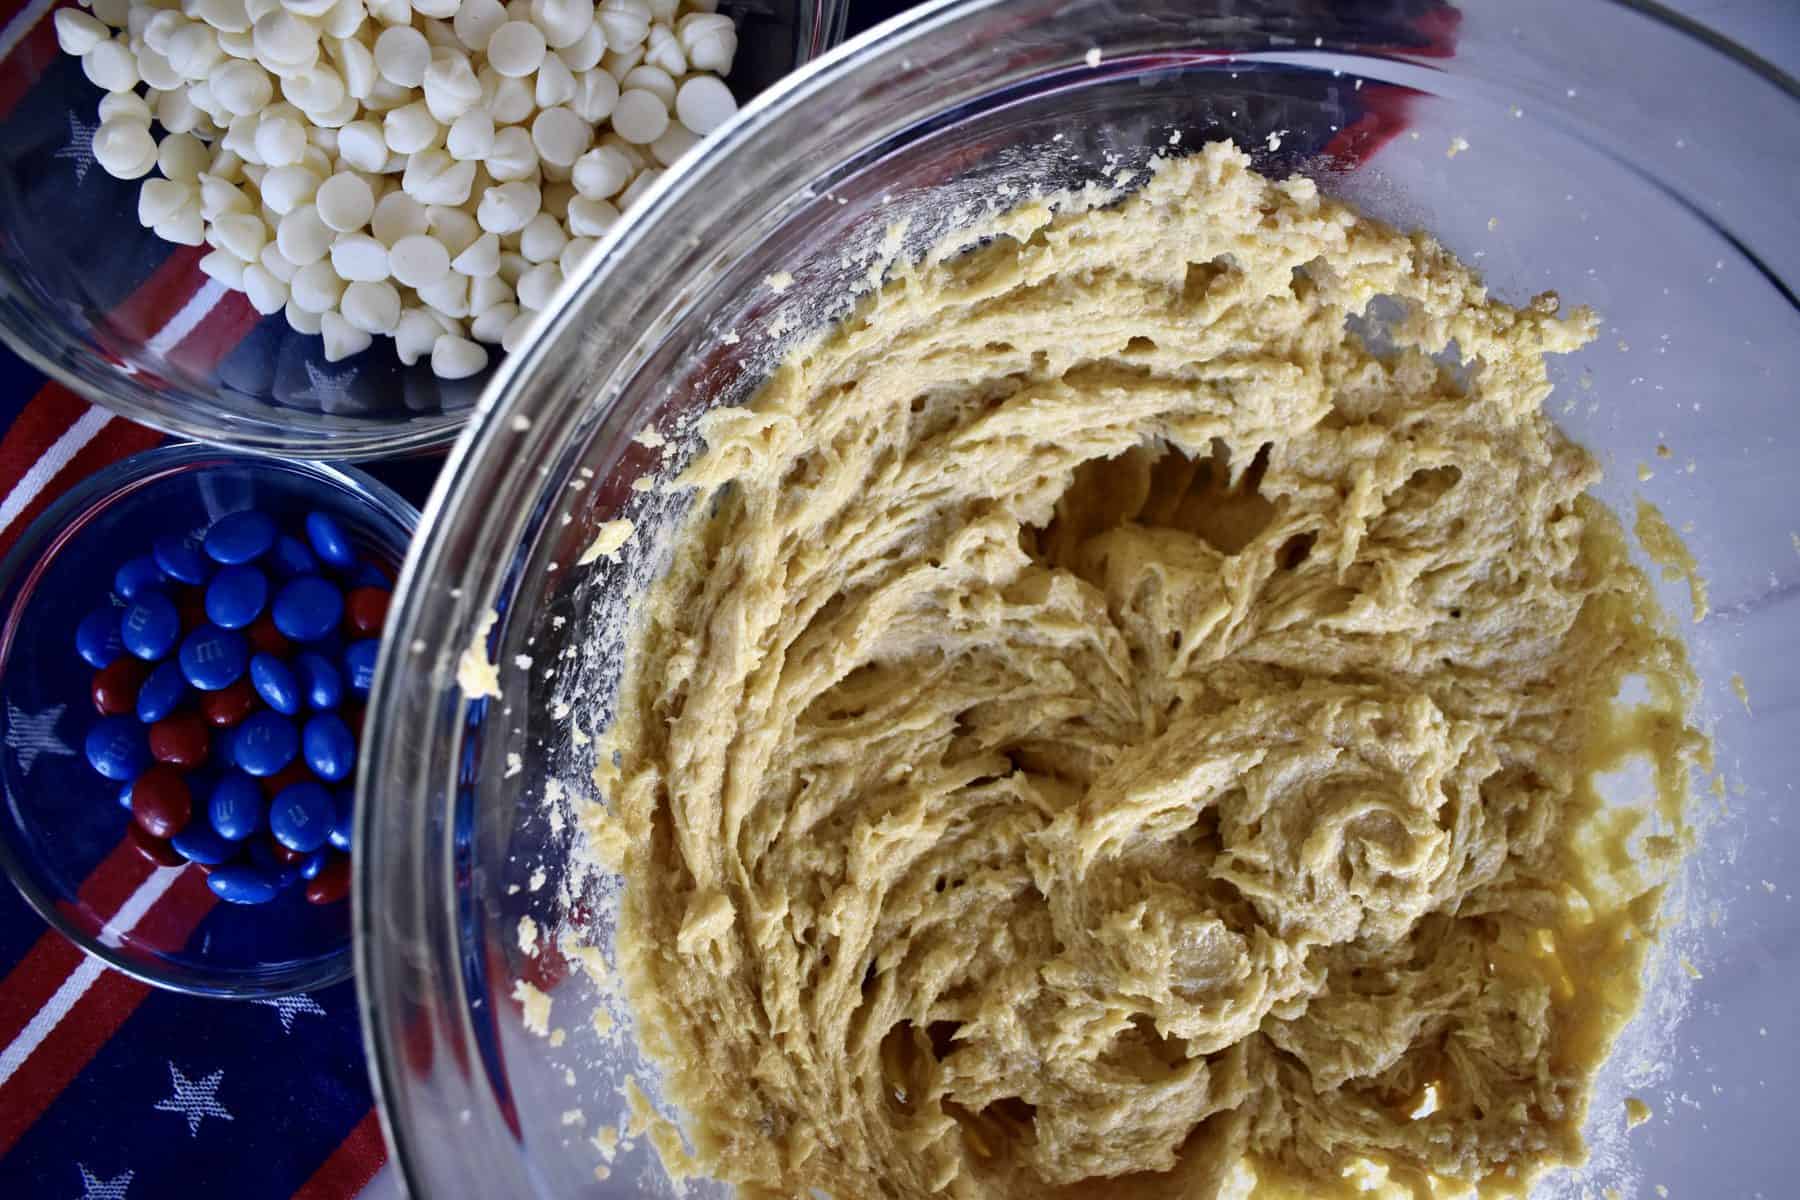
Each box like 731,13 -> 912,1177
0,0 -> 848,459
0,444 -> 417,997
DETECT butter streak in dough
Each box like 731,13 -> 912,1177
591,143 -> 1701,1198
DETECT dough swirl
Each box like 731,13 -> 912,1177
591,142 -> 1700,1198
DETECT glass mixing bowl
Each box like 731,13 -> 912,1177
358,1 -> 1799,1195
0,0 -> 848,459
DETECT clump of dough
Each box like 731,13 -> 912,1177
592,142 -> 1701,1198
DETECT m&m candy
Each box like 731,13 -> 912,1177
302,713 -> 356,782
86,717 -> 149,781
129,766 -> 192,839
204,564 -> 269,630
304,511 -> 355,569
91,657 -> 148,716
152,534 -> 209,585
114,555 -> 166,600
203,510 -> 278,565
209,771 -> 264,841
272,576 -> 344,643
234,711 -> 299,777
75,506 -> 394,906
249,654 -> 302,715
120,592 -> 180,660
76,608 -> 125,669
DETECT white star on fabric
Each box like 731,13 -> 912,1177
74,1164 -> 132,1200
255,992 -> 327,1033
152,1063 -> 234,1136
5,700 -> 73,774
53,111 -> 97,184
292,360 -> 356,409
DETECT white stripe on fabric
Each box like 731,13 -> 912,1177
145,279 -> 227,358
98,859 -> 186,946
0,0 -> 59,62
0,956 -> 106,1088
0,405 -> 110,540
0,865 -> 183,1088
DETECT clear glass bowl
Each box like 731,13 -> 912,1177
358,1 -> 1799,1195
0,0 -> 848,460
0,444 -> 417,996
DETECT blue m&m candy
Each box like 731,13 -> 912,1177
248,837 -> 302,889
269,781 -> 333,853
272,576 -> 344,643
269,534 -> 319,579
86,717 -> 149,781
304,511 -> 355,569
344,638 -> 380,695
328,789 -> 353,852
208,770 -> 264,840
120,592 -> 180,661
348,561 -> 389,589
250,653 -> 301,715
178,623 -> 249,691
76,607 -> 125,669
204,510 -> 278,565
233,710 -> 298,777
114,555 -> 166,599
292,652 -> 342,711
302,713 -> 356,782
204,564 -> 268,630
135,659 -> 190,723
152,534 -> 209,585
299,851 -> 329,881
207,864 -> 279,905
171,820 -> 236,865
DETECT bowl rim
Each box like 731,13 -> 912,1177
354,0 -> 1799,1190
0,441 -> 418,998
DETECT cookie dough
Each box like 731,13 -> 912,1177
589,142 -> 1701,1198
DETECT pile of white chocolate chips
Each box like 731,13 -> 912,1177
56,0 -> 740,377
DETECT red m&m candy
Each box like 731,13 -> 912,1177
201,677 -> 257,727
344,587 -> 391,637
260,758 -> 311,798
248,612 -> 291,657
91,657 -> 149,716
149,713 -> 211,769
305,854 -> 349,905
128,823 -> 186,867
130,766 -> 192,840
173,585 -> 208,632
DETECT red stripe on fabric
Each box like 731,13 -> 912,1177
127,865 -> 216,947
0,929 -> 85,1050
0,826 -> 155,1046
74,836 -> 159,915
0,408 -> 161,559
0,968 -> 148,1155
0,867 -> 216,1156
167,289 -> 262,373
290,1108 -> 388,1200
0,380 -> 84,496
0,835 -> 166,1065
0,6 -> 66,120
103,245 -> 209,347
